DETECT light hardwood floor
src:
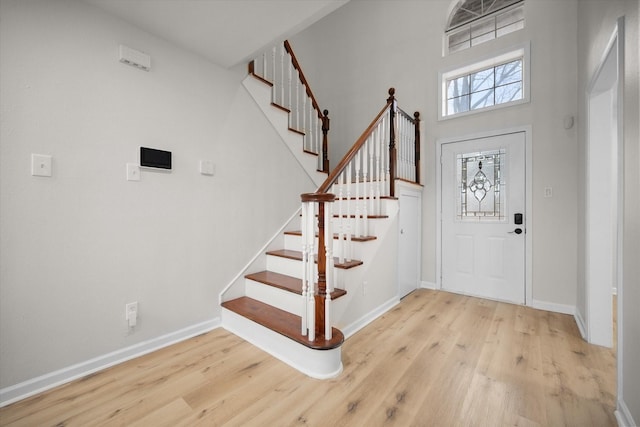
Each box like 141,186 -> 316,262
0,289 -> 616,426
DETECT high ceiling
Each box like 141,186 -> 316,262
82,0 -> 349,68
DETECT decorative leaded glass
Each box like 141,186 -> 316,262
456,149 -> 506,220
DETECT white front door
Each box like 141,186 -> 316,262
441,132 -> 526,304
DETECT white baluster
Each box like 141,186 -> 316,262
385,113 -> 392,196
302,87 -> 307,149
262,52 -> 267,80
271,46 -> 276,85
295,70 -> 300,131
368,135 -> 375,220
346,163 -> 352,262
375,124 -> 382,216
337,173 -> 345,264
279,43 -> 285,106
353,152 -> 360,239
287,56 -> 293,112
324,202 -> 333,340
379,115 -> 387,198
307,201 -> 315,342
362,140 -> 369,238
301,202 -> 309,336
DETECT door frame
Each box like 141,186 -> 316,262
583,18 -> 624,351
397,181 -> 422,298
436,126 -> 533,306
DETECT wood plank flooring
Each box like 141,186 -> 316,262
0,289 -> 616,426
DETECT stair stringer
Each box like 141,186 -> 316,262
218,207 -> 301,304
243,75 -> 327,188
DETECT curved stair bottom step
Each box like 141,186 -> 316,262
221,307 -> 343,379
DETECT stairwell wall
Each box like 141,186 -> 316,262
290,0 -> 580,310
0,0 -> 314,397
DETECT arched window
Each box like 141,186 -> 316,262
446,0 -> 524,53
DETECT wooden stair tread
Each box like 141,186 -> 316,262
222,296 -> 344,350
284,230 -> 376,242
245,271 -> 347,299
266,249 -> 363,269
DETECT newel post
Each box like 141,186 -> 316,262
388,88 -> 397,197
322,109 -> 330,173
300,193 -> 335,339
414,111 -> 421,185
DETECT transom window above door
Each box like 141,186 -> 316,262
439,45 -> 530,120
446,0 -> 525,54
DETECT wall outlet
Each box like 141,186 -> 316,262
125,302 -> 138,327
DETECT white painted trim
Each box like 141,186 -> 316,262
421,281 -> 437,290
584,17 -> 622,349
615,396 -> 636,427
612,287 -> 618,296
0,318 -> 220,408
531,299 -> 575,316
438,42 -> 531,120
574,309 -> 587,341
435,125 -> 533,306
341,296 -> 400,339
614,15 -> 626,422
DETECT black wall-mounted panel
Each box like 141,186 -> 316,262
140,147 -> 172,169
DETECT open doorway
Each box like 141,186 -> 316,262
585,22 -> 623,349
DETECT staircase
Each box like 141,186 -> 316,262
220,40 -> 420,379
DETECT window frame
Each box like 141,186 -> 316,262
438,44 -> 530,121
445,1 -> 525,56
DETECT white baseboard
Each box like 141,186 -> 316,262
615,397 -> 636,427
574,308 -> 587,341
0,318 -> 220,408
420,281 -> 437,290
341,296 -> 400,339
531,299 -> 575,316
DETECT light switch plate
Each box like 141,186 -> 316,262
31,154 -> 52,177
199,160 -> 215,176
126,163 -> 141,181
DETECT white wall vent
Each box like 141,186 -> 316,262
119,45 -> 150,71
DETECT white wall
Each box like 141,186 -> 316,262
290,0 -> 579,308
0,0 -> 315,392
577,0 -> 640,424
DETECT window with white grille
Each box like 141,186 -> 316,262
439,46 -> 529,119
446,0 -> 524,54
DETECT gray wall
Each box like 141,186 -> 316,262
291,0 -> 580,308
576,0 -> 639,423
0,0 -> 315,389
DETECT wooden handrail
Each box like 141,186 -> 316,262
316,88 -> 396,194
284,41 -> 323,118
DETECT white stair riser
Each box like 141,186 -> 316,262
284,234 -> 372,261
222,308 -> 343,379
267,254 -> 308,279
245,279 -> 302,316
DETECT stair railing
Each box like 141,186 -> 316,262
249,41 -> 330,173
300,88 -> 420,342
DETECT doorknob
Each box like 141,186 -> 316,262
508,228 -> 523,235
